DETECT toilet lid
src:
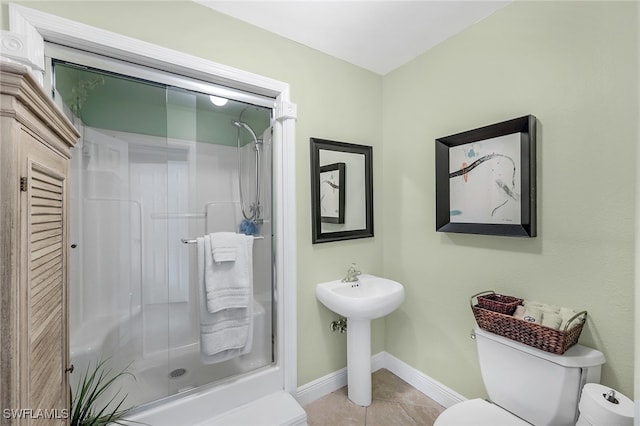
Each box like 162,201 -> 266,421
434,399 -> 530,426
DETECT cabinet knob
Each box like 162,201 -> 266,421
65,364 -> 74,374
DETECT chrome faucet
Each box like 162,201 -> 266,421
342,263 -> 361,283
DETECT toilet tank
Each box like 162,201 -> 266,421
474,328 -> 605,426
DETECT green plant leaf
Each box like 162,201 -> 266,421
70,358 -> 141,426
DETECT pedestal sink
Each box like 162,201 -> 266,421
316,274 -> 405,406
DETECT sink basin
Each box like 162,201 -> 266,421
316,274 -> 405,320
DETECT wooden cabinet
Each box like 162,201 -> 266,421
1,62 -> 79,424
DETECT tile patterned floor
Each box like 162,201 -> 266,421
304,369 -> 445,426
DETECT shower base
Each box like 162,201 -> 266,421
125,366 -> 306,425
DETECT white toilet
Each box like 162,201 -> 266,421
434,327 -> 606,426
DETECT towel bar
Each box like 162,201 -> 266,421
181,236 -> 264,244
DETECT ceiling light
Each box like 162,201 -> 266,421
209,95 -> 228,106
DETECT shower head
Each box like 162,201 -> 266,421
231,119 -> 258,143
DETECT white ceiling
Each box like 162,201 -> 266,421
195,1 -> 511,75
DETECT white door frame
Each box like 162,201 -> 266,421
8,3 -> 298,395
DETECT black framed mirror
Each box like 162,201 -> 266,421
310,138 -> 373,243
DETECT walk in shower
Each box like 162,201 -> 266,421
51,50 -> 276,412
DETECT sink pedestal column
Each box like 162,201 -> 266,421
346,318 -> 371,406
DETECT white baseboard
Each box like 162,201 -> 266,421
295,351 -> 465,408
371,351 -> 386,371
380,352 -> 466,408
295,365 -> 347,407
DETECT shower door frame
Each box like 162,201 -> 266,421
8,0 -> 298,407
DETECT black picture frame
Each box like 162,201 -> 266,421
435,115 -> 537,237
310,138 -> 374,244
319,162 -> 346,224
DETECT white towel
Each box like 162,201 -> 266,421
197,235 -> 254,364
560,307 -> 578,330
541,313 -> 562,330
523,300 -> 559,314
212,246 -> 237,263
522,306 -> 542,324
200,311 -> 251,355
204,232 -> 253,313
513,305 -> 526,320
522,301 -> 580,330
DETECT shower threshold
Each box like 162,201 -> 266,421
204,392 -> 306,426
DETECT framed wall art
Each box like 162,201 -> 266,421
435,115 -> 537,237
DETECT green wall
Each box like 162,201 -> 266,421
2,0 -> 636,401
382,1 -> 636,398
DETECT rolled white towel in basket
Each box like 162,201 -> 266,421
541,313 -> 562,330
560,307 -> 578,330
522,306 -> 542,324
517,301 -> 580,330
524,300 -> 559,314
513,305 -> 526,320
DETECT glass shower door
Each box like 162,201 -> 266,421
164,87 -> 199,394
56,55 -> 275,412
57,61 -> 174,408
163,86 -> 276,392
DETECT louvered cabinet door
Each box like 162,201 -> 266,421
1,63 -> 77,426
19,131 -> 69,425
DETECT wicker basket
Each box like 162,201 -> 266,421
477,292 -> 523,315
470,291 -> 587,355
